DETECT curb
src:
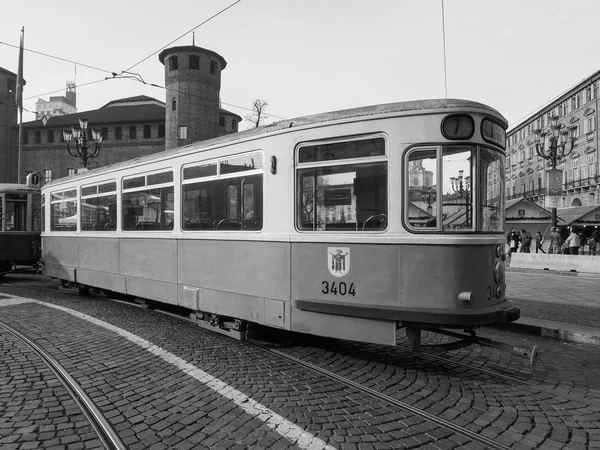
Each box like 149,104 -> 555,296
494,317 -> 600,346
506,267 -> 600,278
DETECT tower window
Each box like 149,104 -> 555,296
169,55 -> 178,71
189,55 -> 199,70
47,130 -> 54,143
179,126 -> 187,139
210,60 -> 217,75
219,117 -> 225,127
101,127 -> 108,140
158,124 -> 165,138
115,126 -> 122,140
143,125 -> 151,139
129,126 -> 137,139
172,98 -> 176,111
35,131 -> 41,144
22,131 -> 28,144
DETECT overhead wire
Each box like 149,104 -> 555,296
122,0 -> 243,73
0,40 -> 113,75
2,1 -> 283,124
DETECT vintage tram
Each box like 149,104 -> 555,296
0,175 -> 42,276
41,99 -> 533,360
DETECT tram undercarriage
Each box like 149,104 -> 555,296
404,326 -> 538,365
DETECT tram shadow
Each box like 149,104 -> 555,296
250,326 -> 539,378
0,266 -> 53,285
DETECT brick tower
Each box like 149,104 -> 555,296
0,67 -> 19,183
158,46 -> 227,150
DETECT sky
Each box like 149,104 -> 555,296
2,0 -> 600,131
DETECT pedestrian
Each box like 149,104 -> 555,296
535,231 -> 546,254
590,227 -> 598,256
507,227 -> 520,256
520,229 -> 531,253
565,227 -> 581,255
579,231 -> 587,255
549,227 -> 562,255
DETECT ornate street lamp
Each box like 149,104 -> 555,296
422,189 -> 436,213
63,118 -> 102,169
450,170 -> 471,226
533,115 -> 576,228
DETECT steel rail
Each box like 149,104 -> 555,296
393,340 -> 600,408
0,319 -> 127,450
248,340 -> 513,450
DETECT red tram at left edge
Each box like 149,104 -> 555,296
0,174 -> 42,276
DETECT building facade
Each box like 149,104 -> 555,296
19,96 -> 241,185
0,67 -> 19,182
506,70 -> 600,208
35,81 -> 77,120
0,44 -> 241,185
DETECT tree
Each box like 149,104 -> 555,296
246,99 -> 268,128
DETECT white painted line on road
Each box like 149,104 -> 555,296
0,296 -> 337,450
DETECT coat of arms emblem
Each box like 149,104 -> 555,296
328,247 -> 350,277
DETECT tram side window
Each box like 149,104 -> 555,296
296,137 -> 387,232
50,190 -> 78,231
41,194 -> 45,232
406,149 -> 438,228
32,193 -> 42,232
182,153 -> 264,231
122,187 -> 174,231
81,182 -> 117,231
122,171 -> 174,231
182,174 -> 263,230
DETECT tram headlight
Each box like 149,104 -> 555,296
496,286 -> 502,298
494,261 -> 505,285
495,244 -> 504,258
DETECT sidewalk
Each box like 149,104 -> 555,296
499,267 -> 600,345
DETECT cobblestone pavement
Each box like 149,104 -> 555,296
504,269 -> 600,336
0,329 -> 104,450
0,272 -> 599,449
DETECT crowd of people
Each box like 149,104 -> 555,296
506,226 -> 599,256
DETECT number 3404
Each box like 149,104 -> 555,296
321,281 -> 356,296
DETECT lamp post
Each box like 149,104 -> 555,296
450,170 -> 471,227
63,118 -> 102,169
422,189 -> 436,214
533,115 -> 576,228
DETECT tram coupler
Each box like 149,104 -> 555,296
406,327 -> 538,365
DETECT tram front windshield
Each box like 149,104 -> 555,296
406,145 -> 504,232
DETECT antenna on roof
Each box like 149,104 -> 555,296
193,32 -> 195,46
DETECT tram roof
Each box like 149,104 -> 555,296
44,98 -> 507,188
0,183 -> 39,193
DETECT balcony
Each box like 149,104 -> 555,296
564,176 -> 600,191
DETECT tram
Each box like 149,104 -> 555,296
0,174 -> 42,276
40,99 -> 534,361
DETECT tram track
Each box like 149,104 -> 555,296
0,318 -> 127,450
393,341 -> 600,408
3,282 -> 598,449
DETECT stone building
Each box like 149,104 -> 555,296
35,81 -> 77,120
506,70 -> 600,209
0,66 -> 19,182
0,44 -> 241,184
159,45 -> 227,150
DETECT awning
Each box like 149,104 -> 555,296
556,205 -> 600,226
